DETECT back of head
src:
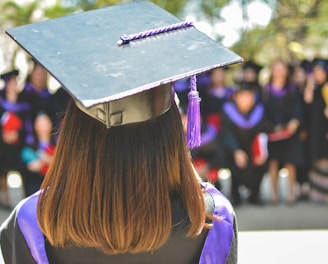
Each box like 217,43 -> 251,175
38,99 -> 205,254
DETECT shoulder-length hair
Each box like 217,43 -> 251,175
37,99 -> 206,254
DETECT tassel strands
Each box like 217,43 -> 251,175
187,75 -> 201,149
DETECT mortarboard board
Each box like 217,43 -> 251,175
6,2 -> 242,134
0,69 -> 19,82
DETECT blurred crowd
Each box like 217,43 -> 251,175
0,59 -> 70,209
1,56 -> 328,209
176,57 -> 328,206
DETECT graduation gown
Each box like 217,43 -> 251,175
0,183 -> 237,264
0,90 -> 33,176
263,83 -> 304,165
308,83 -> 328,162
221,101 -> 267,202
191,86 -> 235,170
23,82 -> 57,123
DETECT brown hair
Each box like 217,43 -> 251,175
37,100 -> 206,254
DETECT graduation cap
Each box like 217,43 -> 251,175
312,58 -> 328,72
0,69 -> 19,82
234,80 -> 258,93
299,59 -> 312,74
6,2 -> 242,148
242,61 -> 262,74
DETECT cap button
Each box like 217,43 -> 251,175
117,34 -> 130,46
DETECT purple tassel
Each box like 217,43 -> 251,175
187,75 -> 201,149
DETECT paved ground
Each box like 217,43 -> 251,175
238,230 -> 328,264
0,174 -> 327,263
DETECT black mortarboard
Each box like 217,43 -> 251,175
299,59 -> 312,74
312,58 -> 328,72
234,80 -> 258,93
6,2 -> 242,130
242,61 -> 262,74
0,69 -> 19,82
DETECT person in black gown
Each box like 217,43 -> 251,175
304,58 -> 328,202
0,69 -> 33,205
221,80 -> 268,206
263,59 -> 304,205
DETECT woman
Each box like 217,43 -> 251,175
263,59 -> 304,205
23,61 -> 57,124
221,80 -> 268,206
0,2 -> 241,263
304,58 -> 328,202
192,68 -> 234,188
0,69 -> 33,206
1,94 -> 237,264
21,112 -> 55,196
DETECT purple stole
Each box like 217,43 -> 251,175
16,191 -> 48,263
199,183 -> 235,264
16,184 -> 234,264
200,123 -> 217,145
223,102 -> 264,129
0,97 -> 34,145
24,83 -> 52,98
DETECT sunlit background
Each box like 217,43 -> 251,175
1,0 -> 327,77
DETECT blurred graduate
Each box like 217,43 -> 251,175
304,58 -> 328,202
263,59 -> 304,205
0,69 -> 34,206
221,80 -> 268,206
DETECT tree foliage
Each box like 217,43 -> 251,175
0,0 -> 327,69
200,0 -> 230,19
1,0 -> 39,27
232,0 -> 328,65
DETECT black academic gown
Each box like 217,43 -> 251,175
23,82 -> 57,124
0,90 -> 33,194
308,83 -> 328,162
263,84 -> 304,166
0,183 -> 237,264
192,86 -> 235,170
221,101 -> 268,204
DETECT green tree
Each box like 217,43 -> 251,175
1,0 -> 38,27
0,0 -> 39,67
2,0 -> 327,69
62,0 -> 188,15
43,0 -> 76,19
232,0 -> 328,65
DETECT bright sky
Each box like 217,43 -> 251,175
190,0 -> 273,47
2,0 -> 273,76
13,0 -> 273,48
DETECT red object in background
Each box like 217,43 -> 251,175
207,168 -> 219,182
193,158 -> 219,183
1,112 -> 23,132
251,133 -> 268,166
40,145 -> 55,176
206,113 -> 222,133
193,158 -> 207,170
268,129 -> 292,142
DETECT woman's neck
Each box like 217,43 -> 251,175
38,134 -> 51,144
31,82 -> 45,91
6,91 -> 18,103
272,79 -> 285,89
